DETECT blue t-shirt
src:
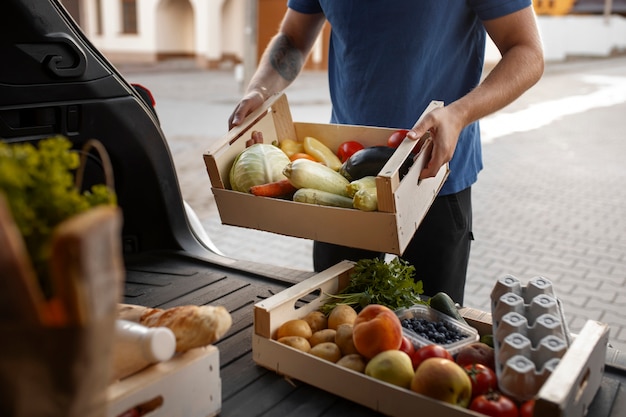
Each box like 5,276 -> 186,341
287,0 -> 531,195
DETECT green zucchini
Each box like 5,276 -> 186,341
283,158 -> 350,196
429,292 -> 468,325
293,188 -> 354,208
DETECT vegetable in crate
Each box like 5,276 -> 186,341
229,143 -> 291,193
321,257 -> 426,314
339,146 -> 415,181
303,136 -> 343,171
283,158 -> 350,196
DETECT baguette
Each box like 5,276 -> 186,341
117,303 -> 232,352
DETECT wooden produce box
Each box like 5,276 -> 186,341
106,345 -> 221,417
203,93 -> 449,255
252,261 -> 609,417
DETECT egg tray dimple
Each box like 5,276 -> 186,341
490,274 -> 572,402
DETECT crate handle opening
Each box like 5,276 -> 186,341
120,395 -> 164,416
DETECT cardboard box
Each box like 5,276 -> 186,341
203,93 -> 449,255
252,261 -> 609,417
106,345 -> 221,417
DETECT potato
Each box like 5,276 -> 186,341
303,310 -> 328,333
328,304 -> 357,330
309,342 -> 342,363
277,336 -> 311,353
276,319 -> 312,340
336,353 -> 367,373
335,323 -> 358,355
309,328 -> 337,347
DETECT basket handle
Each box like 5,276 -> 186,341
74,139 -> 115,192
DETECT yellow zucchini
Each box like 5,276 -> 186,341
293,188 -> 354,208
353,187 -> 378,211
346,176 -> 377,198
283,159 -> 350,196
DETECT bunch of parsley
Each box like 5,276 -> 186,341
0,136 -> 116,294
320,257 -> 426,314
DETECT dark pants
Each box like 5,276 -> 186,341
313,187 -> 473,305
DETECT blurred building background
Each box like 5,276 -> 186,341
60,0 -> 626,74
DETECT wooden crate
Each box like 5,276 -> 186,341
252,261 -> 609,417
106,345 -> 221,417
203,93 -> 448,255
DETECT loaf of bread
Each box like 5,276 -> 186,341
117,303 -> 232,352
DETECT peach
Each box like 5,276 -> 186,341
352,304 -> 403,359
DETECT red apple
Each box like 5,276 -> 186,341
411,357 -> 473,408
411,344 -> 453,370
398,335 -> 415,357
455,342 -> 496,371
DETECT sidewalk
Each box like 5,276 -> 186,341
121,57 -> 626,353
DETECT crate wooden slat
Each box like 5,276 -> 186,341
106,345 -> 221,417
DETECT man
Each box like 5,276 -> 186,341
228,1 -> 544,304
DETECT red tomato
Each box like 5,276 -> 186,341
520,399 -> 535,417
410,344 -> 453,370
398,335 -> 415,357
386,129 -> 410,148
464,363 -> 498,399
470,392 -> 519,417
337,140 -> 365,163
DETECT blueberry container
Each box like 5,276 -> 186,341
395,305 -> 479,356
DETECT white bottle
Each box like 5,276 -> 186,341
110,319 -> 176,381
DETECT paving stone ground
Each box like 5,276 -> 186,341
120,56 -> 626,353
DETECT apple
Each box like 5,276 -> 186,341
410,357 -> 472,408
411,344 -> 453,370
398,335 -> 415,357
365,350 -> 415,389
455,342 -> 496,371
352,304 -> 403,359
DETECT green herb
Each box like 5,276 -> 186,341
320,257 -> 427,314
0,136 -> 116,294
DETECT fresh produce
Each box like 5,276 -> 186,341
278,138 -> 304,157
455,342 -> 496,372
229,143 -> 291,193
327,303 -> 358,330
386,129 -> 410,148
336,353 -> 367,372
293,188 -> 354,208
303,136 -> 343,171
0,136 -> 116,293
283,158 -> 350,196
400,315 -> 469,345
410,357 -> 473,408
334,323 -> 358,355
310,342 -> 342,362
277,336 -> 311,352
464,363 -> 498,399
309,328 -> 337,346
303,310 -> 328,333
337,140 -> 365,163
346,176 -> 377,198
339,146 -> 414,182
353,187 -> 378,211
352,304 -> 403,359
410,344 -> 454,371
520,399 -> 535,417
289,152 -> 317,162
249,179 -> 297,197
365,349 -> 415,389
469,392 -> 520,417
276,319 -> 313,340
429,291 -> 469,325
320,257 -> 425,315
398,335 -> 415,357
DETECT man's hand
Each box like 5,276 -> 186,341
228,90 -> 266,130
407,106 -> 464,179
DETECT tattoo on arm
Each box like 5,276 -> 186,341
269,34 -> 303,82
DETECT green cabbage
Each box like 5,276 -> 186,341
229,143 -> 291,193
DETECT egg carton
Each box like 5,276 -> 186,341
490,274 -> 572,402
